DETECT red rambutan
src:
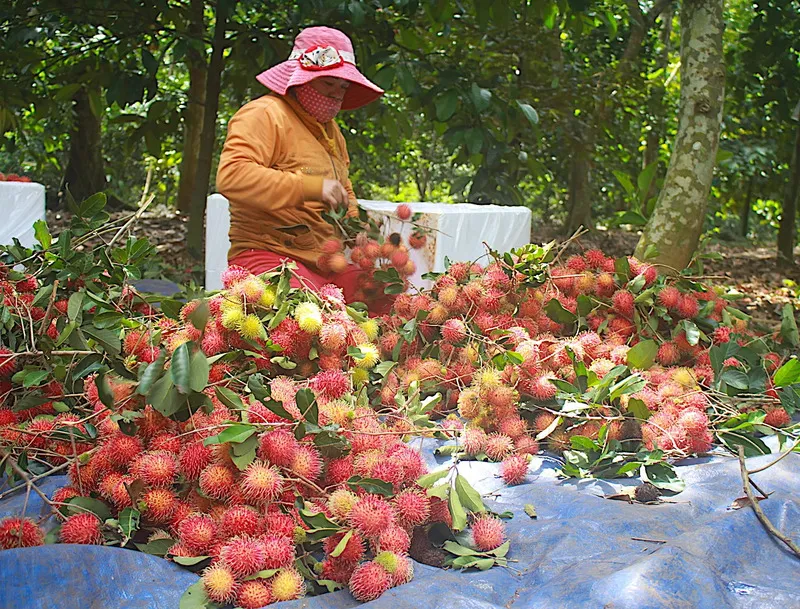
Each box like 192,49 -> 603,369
349,561 -> 392,602
471,514 -> 506,551
202,563 -> 239,604
60,512 -> 103,545
348,495 -> 395,537
0,517 -> 44,549
240,461 -> 284,504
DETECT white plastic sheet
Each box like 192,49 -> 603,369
0,182 -> 47,248
204,195 -> 532,291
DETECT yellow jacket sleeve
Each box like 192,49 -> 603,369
216,102 -> 324,212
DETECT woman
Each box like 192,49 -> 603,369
216,26 -> 383,302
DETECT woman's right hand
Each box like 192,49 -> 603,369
321,178 -> 348,209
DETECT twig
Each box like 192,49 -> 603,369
748,436 -> 800,475
108,192 -> 156,247
37,279 -> 60,336
631,537 -> 667,543
737,446 -> 800,558
0,457 -> 76,502
0,448 -> 56,509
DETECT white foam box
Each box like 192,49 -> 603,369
204,195 -> 532,291
0,182 -> 47,248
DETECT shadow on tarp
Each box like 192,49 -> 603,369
1,445 -> 799,609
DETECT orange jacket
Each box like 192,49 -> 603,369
216,93 -> 358,269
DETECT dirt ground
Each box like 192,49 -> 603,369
47,209 -> 799,327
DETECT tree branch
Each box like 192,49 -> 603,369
737,446 -> 800,558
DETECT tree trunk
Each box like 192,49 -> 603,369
565,131 -> 593,234
777,116 -> 800,265
186,0 -> 234,260
634,0 -> 725,271
176,0 -> 207,215
63,84 -> 107,205
740,174 -> 754,238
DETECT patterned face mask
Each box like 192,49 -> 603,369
295,83 -> 343,123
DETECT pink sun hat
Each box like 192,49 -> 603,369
256,26 -> 384,111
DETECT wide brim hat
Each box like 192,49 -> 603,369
256,26 -> 384,111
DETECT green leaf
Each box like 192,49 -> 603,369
258,398 -> 294,422
448,486 -> 467,531
171,343 -> 191,394
66,497 -> 112,521
721,369 -> 749,391
296,388 -> 318,425
373,361 -> 396,377
717,431 -> 771,457
188,300 -> 210,332
627,398 -> 651,421
516,101 -> 539,125
774,358 -> 800,387
137,350 -> 166,395
641,462 -> 685,493
231,438 -> 257,471
454,474 -> 486,513
626,340 -> 658,370
443,540 -> 480,556
245,569 -> 279,581
314,430 -> 351,458
268,303 -> 289,330
96,371 -> 116,408
159,299 -> 183,320
172,555 -> 211,566
21,369 -> 50,388
534,415 -> 561,440
67,292 -> 85,324
781,304 -> 799,347
135,538 -> 175,556
118,507 -> 140,538
612,170 -> 635,197
524,504 -> 537,519
470,83 -> 492,112
473,558 -> 496,570
489,540 -> 510,558
148,374 -> 177,416
435,90 -> 459,121
330,530 -> 354,558
33,219 -> 52,249
214,386 -> 244,411
417,468 -> 450,488
189,350 -> 210,393
204,424 -> 255,446
31,284 -> 54,308
347,476 -> 394,497
82,326 -> 121,356
179,581 -> 214,609
544,298 -> 577,325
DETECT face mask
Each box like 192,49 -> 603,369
295,83 -> 343,123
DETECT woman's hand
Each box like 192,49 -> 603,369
321,178 -> 349,209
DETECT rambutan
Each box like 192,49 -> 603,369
441,318 -> 467,344
0,517 -> 44,549
257,429 -> 298,467
657,286 -> 681,309
218,536 -> 268,577
324,530 -> 365,563
501,455 -> 530,485
178,514 -> 218,552
349,561 -> 392,602
220,505 -> 262,538
130,450 -> 178,488
311,369 -> 350,401
392,488 -> 431,527
202,563 -> 239,604
498,416 -> 527,439
526,375 -> 557,401
240,461 -> 284,504
199,464 -> 237,501
656,342 -> 681,366
295,302 -> 323,334
149,432 -> 181,454
764,407 -> 790,428
270,567 -> 305,602
485,433 -> 514,461
141,488 -> 178,524
60,513 -> 103,545
221,265 -> 251,289
103,434 -> 144,468
327,489 -> 359,520
396,203 -> 412,220
353,343 -> 380,369
471,515 -> 506,551
348,495 -> 395,537
236,580 -> 272,609
376,524 -> 411,554
320,322 -> 347,351
179,442 -> 213,481
611,290 -> 635,318
290,445 -> 322,482
676,294 -> 699,319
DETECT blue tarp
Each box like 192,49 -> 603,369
1,442 -> 799,609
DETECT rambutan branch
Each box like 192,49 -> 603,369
737,446 -> 800,559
